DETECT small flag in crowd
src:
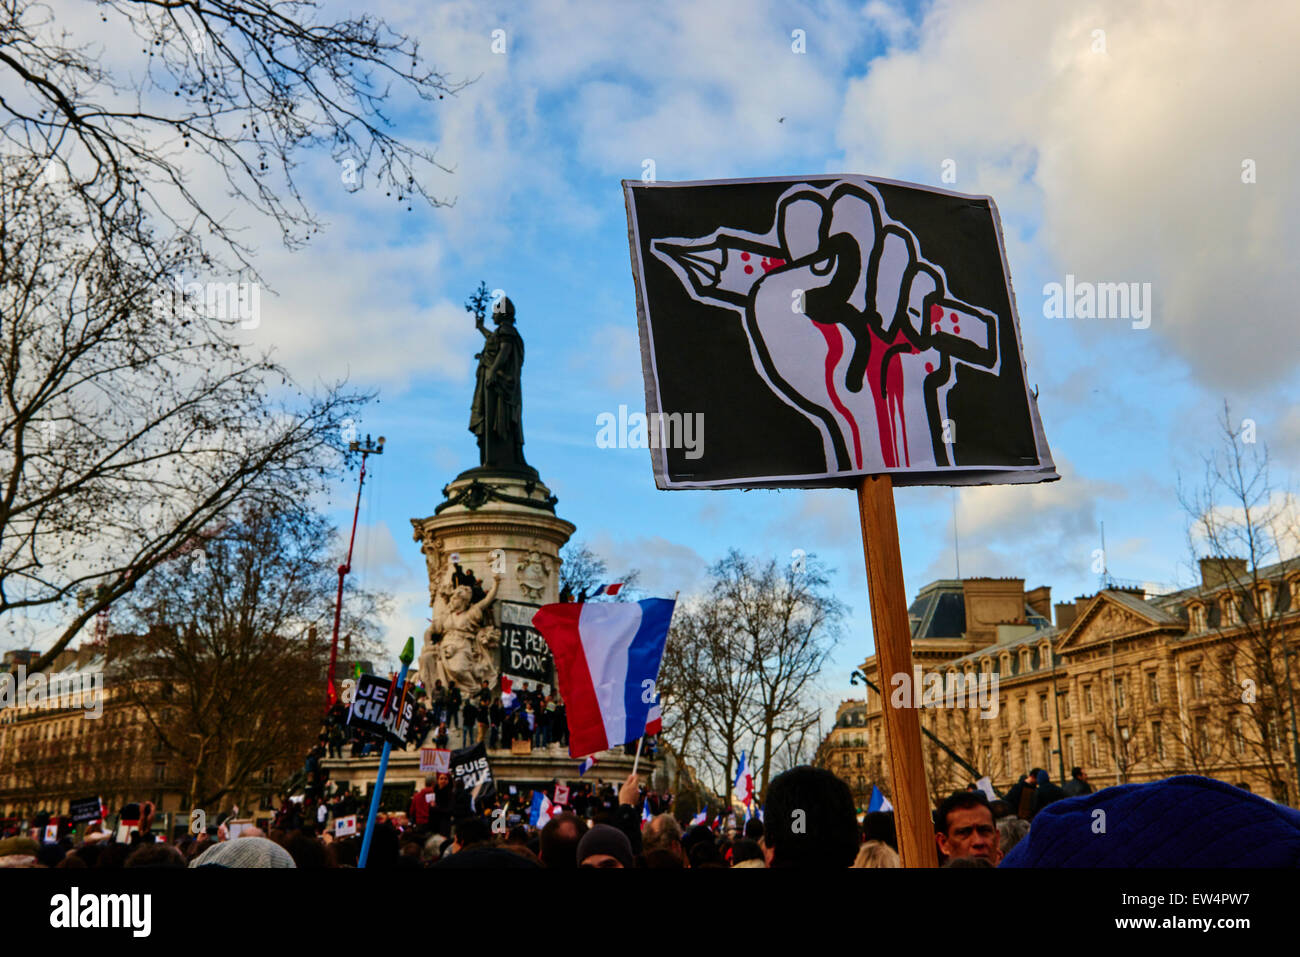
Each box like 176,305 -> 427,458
501,674 -> 517,710
532,597 -> 675,757
690,808 -> 708,827
733,750 -> 755,809
530,791 -> 554,828
641,802 -> 652,827
578,756 -> 598,777
868,786 -> 894,813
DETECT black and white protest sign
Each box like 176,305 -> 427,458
624,175 -> 1056,489
69,796 -> 103,823
498,601 -> 553,693
449,741 -> 496,811
346,673 -> 415,747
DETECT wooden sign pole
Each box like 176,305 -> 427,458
856,475 -> 938,868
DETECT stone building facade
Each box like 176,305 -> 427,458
848,562 -> 1300,807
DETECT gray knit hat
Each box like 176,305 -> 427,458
576,824 -> 633,868
190,836 -> 297,868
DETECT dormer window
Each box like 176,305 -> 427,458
1221,594 -> 1240,627
1258,585 -> 1273,618
1020,649 -> 1031,672
1188,602 -> 1206,633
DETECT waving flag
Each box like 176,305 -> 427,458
641,802 -> 652,827
732,750 -> 755,809
529,792 -> 554,829
689,808 -> 708,828
501,674 -> 517,711
591,583 -> 624,597
532,598 -> 675,757
868,786 -> 894,813
578,756 -> 598,777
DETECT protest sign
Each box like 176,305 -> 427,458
622,175 -> 1063,867
347,673 -> 415,747
420,748 -> 451,774
449,742 -> 497,811
43,824 -> 58,843
335,815 -> 357,838
623,175 -> 1055,489
498,600 -> 553,694
69,796 -> 102,823
554,783 -> 570,806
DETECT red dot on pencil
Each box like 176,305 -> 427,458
744,265 -> 753,274
950,311 -> 959,323
741,252 -> 750,261
925,362 -> 934,373
953,326 -> 960,334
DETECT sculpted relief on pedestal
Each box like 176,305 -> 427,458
418,558 -> 502,699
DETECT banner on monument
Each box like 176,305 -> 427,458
498,600 -> 553,694
623,175 -> 1056,489
449,742 -> 497,811
420,748 -> 451,774
346,673 -> 415,747
69,796 -> 103,823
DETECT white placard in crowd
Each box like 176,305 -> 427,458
420,748 -> 451,773
335,815 -> 358,837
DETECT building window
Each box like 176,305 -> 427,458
1191,665 -> 1204,698
1062,692 -> 1071,719
1188,603 -> 1206,632
1269,716 -> 1283,750
1231,715 -> 1245,756
842,753 -> 850,767
983,746 -> 992,770
1151,721 -> 1164,760
1087,731 -> 1099,766
1258,586 -> 1273,618
1147,671 -> 1159,704
1020,649 -> 1031,672
262,765 -> 275,784
1084,685 -> 1094,714
1017,699 -> 1027,725
1021,740 -> 1030,770
1196,716 -> 1210,754
1042,737 -> 1051,766
1065,734 -> 1075,765
153,762 -> 167,784
1114,677 -> 1126,710
1221,595 -> 1240,626
1039,694 -> 1049,722
855,753 -> 863,768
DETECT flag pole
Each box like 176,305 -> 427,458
856,475 -> 937,868
631,733 -> 644,777
358,636 -> 414,869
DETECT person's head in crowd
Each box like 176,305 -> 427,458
730,838 -> 765,868
863,810 -> 897,850
423,834 -> 446,865
453,815 -> 492,853
436,773 -> 452,790
124,843 -> 186,869
424,773 -> 436,789
540,813 -> 586,869
331,836 -> 360,868
0,836 -> 41,868
762,766 -> 859,868
997,816 -> 1030,856
642,813 -> 687,866
577,823 -> 633,868
852,840 -> 900,869
943,855 -> 995,868
285,833 -> 334,868
56,852 -> 87,868
935,791 -> 1002,865
743,817 -> 764,842
1072,767 -> 1087,782
681,824 -> 714,862
506,825 -> 529,847
190,836 -> 296,868
689,839 -> 725,868
988,800 -> 1012,821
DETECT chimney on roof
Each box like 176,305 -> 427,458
1026,585 -> 1052,621
1054,601 -> 1078,630
1199,557 -> 1249,590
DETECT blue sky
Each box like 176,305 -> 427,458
18,1 -> 1300,728
263,0 -> 1300,723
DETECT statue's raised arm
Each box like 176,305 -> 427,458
473,572 -> 502,616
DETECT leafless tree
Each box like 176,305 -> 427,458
1178,401 -> 1300,803
557,541 -> 641,602
110,500 -> 385,811
1,0 -> 456,668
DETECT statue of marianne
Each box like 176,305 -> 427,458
469,295 -> 528,471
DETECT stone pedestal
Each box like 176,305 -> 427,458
411,468 -> 576,610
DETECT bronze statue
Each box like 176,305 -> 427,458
469,294 -> 528,471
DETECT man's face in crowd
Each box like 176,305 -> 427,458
580,854 -> 623,868
937,805 -> 1002,864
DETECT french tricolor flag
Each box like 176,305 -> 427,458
689,808 -> 708,828
590,582 -> 624,597
532,598 -> 675,757
578,756 -> 598,777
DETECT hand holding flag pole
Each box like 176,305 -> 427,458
358,636 -> 414,869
